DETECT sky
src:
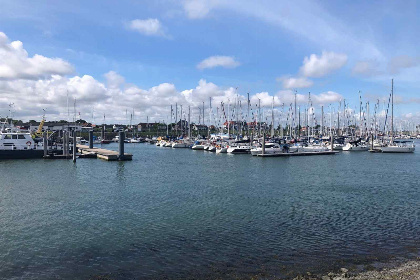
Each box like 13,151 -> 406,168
0,0 -> 419,126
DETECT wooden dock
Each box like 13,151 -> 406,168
257,151 -> 338,157
76,145 -> 132,161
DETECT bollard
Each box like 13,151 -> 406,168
371,134 -> 374,151
43,131 -> 48,157
89,130 -> 94,149
62,131 -> 66,156
66,131 -> 70,157
119,131 -> 125,160
330,135 -> 334,151
73,131 -> 77,163
262,132 -> 266,155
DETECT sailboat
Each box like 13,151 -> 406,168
380,79 -> 415,153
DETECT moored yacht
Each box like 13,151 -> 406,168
250,142 -> 282,156
380,140 -> 415,153
226,140 -> 251,154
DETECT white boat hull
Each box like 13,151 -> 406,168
380,146 -> 415,153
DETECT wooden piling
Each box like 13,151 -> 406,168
89,130 -> 94,149
73,131 -> 77,163
119,131 -> 125,160
43,131 -> 48,157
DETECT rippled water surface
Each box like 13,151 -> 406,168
1,141 -> 419,279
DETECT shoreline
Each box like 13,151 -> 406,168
292,258 -> 420,280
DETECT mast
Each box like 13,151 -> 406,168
188,105 -> 191,139
391,79 -> 394,144
271,96 -> 274,137
209,97 -> 212,137
247,93 -> 250,137
258,98 -> 261,137
298,106 -> 301,138
294,90 -> 297,138
180,105 -> 183,136
175,103 -> 178,136
337,101 -> 341,136
321,106 -> 324,137
359,91 -> 362,138
227,99 -> 230,138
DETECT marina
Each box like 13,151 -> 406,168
1,1 -> 419,279
1,141 -> 419,279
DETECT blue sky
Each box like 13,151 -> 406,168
0,0 -> 419,125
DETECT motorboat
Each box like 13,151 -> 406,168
227,140 -> 251,154
343,138 -> 368,151
191,140 -> 206,150
0,122 -> 44,159
172,139 -> 191,148
250,142 -> 282,156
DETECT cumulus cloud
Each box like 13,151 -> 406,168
278,76 -> 313,89
0,32 -> 73,80
299,51 -> 347,78
276,90 -> 342,106
197,55 -> 240,70
387,55 -> 420,74
104,71 -> 125,89
127,18 -> 167,37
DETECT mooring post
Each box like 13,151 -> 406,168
66,131 -> 70,157
262,132 -> 266,155
330,134 -> 334,151
62,131 -> 66,156
371,134 -> 374,150
119,131 -> 125,160
43,131 -> 48,157
89,130 -> 94,149
73,131 -> 77,163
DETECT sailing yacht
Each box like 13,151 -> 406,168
380,140 -> 415,153
379,80 -> 415,153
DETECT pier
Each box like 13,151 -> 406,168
257,151 -> 338,157
76,144 -> 132,161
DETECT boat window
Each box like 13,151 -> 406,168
12,135 -> 18,139
18,135 -> 26,139
3,134 -> 12,139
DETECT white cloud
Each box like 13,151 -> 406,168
127,18 -> 167,37
183,0 -> 215,19
278,76 -> 313,89
104,71 -> 125,89
387,55 -> 420,74
275,90 -> 342,106
299,51 -> 347,78
197,55 -> 240,70
0,32 -> 73,80
250,92 -> 281,107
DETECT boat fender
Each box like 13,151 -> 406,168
26,141 -> 32,146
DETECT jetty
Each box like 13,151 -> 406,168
257,151 -> 338,157
77,144 -> 132,161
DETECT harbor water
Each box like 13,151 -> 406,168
1,141 -> 419,279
